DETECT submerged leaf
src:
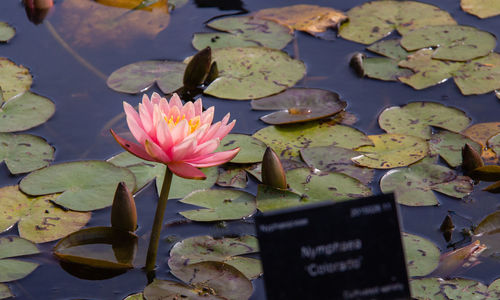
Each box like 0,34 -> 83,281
0,236 -> 39,283
0,22 -> 15,43
0,133 -> 54,174
461,0 -> 500,19
203,47 -> 306,100
0,92 -> 55,133
0,58 -> 32,101
403,233 -> 440,277
429,130 -> 482,167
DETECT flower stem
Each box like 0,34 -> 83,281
145,167 -> 173,272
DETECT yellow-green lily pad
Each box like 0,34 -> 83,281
0,92 -> 55,133
0,236 -> 39,283
179,189 -> 256,222
253,121 -> 372,160
461,0 -> 500,19
107,60 -> 186,94
352,134 -> 428,169
217,134 -> 267,164
0,284 -> 12,299
411,277 -> 500,300
403,233 -> 440,277
0,133 -> 54,174
339,1 -> 456,45
401,25 -> 496,61
488,133 -> 500,156
0,186 -> 91,243
380,162 -> 473,206
251,88 -> 347,124
453,52 -> 500,95
203,47 -> 306,100
379,101 -> 471,139
19,161 -> 136,211
429,130 -> 482,167
144,279 -> 224,300
168,235 -> 262,280
0,22 -> 15,43
0,58 -> 32,101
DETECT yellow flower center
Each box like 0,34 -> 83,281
165,115 -> 201,133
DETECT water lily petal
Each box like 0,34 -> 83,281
187,148 -> 240,167
213,119 -> 236,141
182,101 -> 195,121
199,121 -> 221,144
169,93 -> 183,109
201,106 -> 215,125
171,119 -> 189,144
168,162 -> 206,180
139,102 -> 154,134
145,139 -> 171,163
157,119 -> 174,152
150,92 -> 162,105
111,129 -> 153,161
186,138 -> 220,159
172,135 -> 198,161
194,98 -> 203,116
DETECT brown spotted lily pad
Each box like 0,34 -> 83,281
143,279 -> 224,300
251,88 -> 346,125
462,122 -> 500,163
429,130 -> 482,167
379,102 -> 471,139
0,186 -> 90,243
358,56 -> 414,82
453,52 -> 500,95
168,235 -> 262,280
380,162 -> 473,206
403,233 -> 440,277
0,133 -> 54,175
461,0 -> 500,19
411,277 -> 500,299
0,58 -> 32,101
217,166 -> 247,188
0,236 -> 39,283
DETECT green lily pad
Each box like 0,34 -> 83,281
0,133 -> 54,174
251,88 -> 347,125
123,293 -> 144,300
168,235 -> 261,280
253,121 -> 372,160
0,236 -> 39,283
0,284 -> 12,299
0,22 -> 15,43
170,262 -> 253,300
429,130 -> 482,167
256,184 -> 306,212
379,101 -> 471,139
411,277 -> 500,299
0,186 -> 91,243
19,161 -> 136,211
339,1 -> 456,45
352,134 -> 428,169
217,166 -> 247,188
144,279 -> 224,300
488,133 -> 500,156
300,146 -> 374,185
0,58 -> 32,101
461,0 -> 500,18
217,134 -> 267,164
193,16 -> 293,50
286,168 -> 372,202
398,49 -> 463,90
108,151 -> 217,198
403,233 -> 440,277
362,57 -> 414,81
454,52 -> 500,95
401,25 -> 496,61
244,163 -> 262,182
179,189 -> 256,222
380,162 -> 473,206
366,39 -> 411,61
107,60 -> 186,94
0,92 -> 55,133
203,47 -> 306,100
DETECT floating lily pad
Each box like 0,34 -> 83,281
168,235 -> 261,280
411,277 -> 500,299
170,262 -> 253,300
488,133 -> 500,157
144,279 -> 224,300
256,184 -> 306,212
367,39 -> 411,61
123,293 -> 144,300
0,58 -> 32,101
461,0 -> 500,18
217,166 -> 247,188
19,161 -> 136,211
380,162 -> 473,206
470,165 -> 500,181
401,25 -> 496,61
286,168 -> 372,202
0,133 -> 54,174
203,47 -> 306,100
0,186 -> 91,243
398,49 -> 463,90
107,60 -> 186,94
0,92 -> 55,133
0,236 -> 39,283
454,52 -> 500,95
108,151 -> 217,198
362,57 -> 414,81
179,189 -> 256,222
253,122 -> 372,160
463,122 -> 500,163
251,88 -> 346,125
217,134 -> 267,164
300,146 -> 374,185
193,16 -> 293,50
403,233 -> 440,277
254,4 -> 347,35
0,22 -> 15,43
0,284 -> 12,299
475,211 -> 500,235
339,1 -> 456,45
352,134 -> 428,169
244,163 -> 262,182
379,101 -> 471,139
429,130 -> 482,167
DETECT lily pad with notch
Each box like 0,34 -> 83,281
251,88 -> 346,125
179,189 -> 256,222
216,134 -> 267,164
429,130 -> 482,167
403,232 -> 440,278
0,236 -> 39,283
0,58 -> 32,101
168,235 -> 261,280
0,186 -> 91,243
0,133 -> 54,174
19,161 -> 136,212
0,22 -> 15,43
0,92 -> 55,133
107,60 -> 186,94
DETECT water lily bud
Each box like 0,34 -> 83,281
349,52 -> 365,77
204,61 -> 219,86
183,47 -> 212,90
261,147 -> 287,190
462,143 -> 483,176
440,214 -> 454,242
111,182 -> 137,232
23,0 -> 54,25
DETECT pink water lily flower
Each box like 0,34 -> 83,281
111,93 -> 239,179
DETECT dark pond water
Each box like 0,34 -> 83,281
1,0 -> 500,299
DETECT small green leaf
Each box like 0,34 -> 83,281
0,22 -> 15,43
0,58 -> 32,101
0,92 -> 55,133
0,133 -> 54,174
403,233 -> 440,277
